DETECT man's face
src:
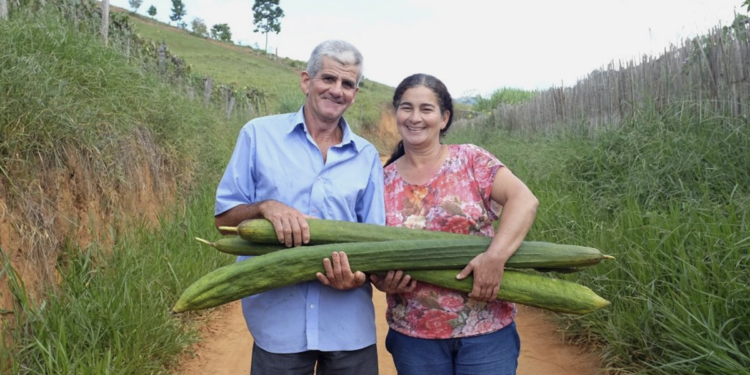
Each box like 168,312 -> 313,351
301,56 -> 360,124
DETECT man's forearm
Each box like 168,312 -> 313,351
215,202 -> 266,234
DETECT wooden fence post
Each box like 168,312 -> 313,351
227,96 -> 236,119
158,42 -> 166,75
203,76 -> 212,106
1,0 -> 8,20
246,97 -> 254,117
101,0 -> 109,46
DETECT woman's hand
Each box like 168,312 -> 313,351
456,251 -> 505,302
370,270 -> 417,294
453,164 -> 539,302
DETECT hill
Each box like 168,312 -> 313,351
116,7 -> 396,134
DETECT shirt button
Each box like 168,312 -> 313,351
310,304 -> 315,309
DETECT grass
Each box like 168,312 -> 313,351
0,8 -> 238,194
0,8 -> 240,374
445,106 -> 750,374
2,184 -> 233,375
119,9 -> 395,132
472,87 -> 537,112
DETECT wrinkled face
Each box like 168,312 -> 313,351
301,56 -> 360,124
395,86 -> 449,148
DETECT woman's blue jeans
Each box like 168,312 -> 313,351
385,321 -> 520,375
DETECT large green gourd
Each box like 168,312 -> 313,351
406,269 -> 610,315
173,238 -> 611,314
219,219 -> 611,268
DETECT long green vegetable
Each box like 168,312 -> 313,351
174,238 -> 611,314
217,219 -> 613,269
406,269 -> 610,315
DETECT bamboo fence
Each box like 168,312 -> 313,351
459,24 -> 750,134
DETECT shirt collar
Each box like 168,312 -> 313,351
287,106 -> 363,152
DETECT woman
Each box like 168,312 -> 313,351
370,73 -> 539,375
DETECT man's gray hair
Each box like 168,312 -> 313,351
306,40 -> 364,86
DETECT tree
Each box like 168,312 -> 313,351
128,0 -> 143,13
147,5 -> 156,18
219,24 -> 232,42
252,0 -> 284,54
192,18 -> 208,37
1,0 -> 8,20
169,0 -> 186,24
211,23 -> 232,42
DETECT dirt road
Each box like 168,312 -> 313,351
176,290 -> 600,374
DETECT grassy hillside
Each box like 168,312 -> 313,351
0,6 -> 240,373
120,9 -> 395,132
446,112 -> 750,374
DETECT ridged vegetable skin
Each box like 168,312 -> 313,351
174,237 -> 612,314
226,218 -> 471,244
406,269 -> 610,315
220,219 -> 612,269
176,238 -> 511,313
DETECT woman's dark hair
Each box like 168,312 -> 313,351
384,73 -> 454,166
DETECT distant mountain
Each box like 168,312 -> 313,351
455,96 -> 478,105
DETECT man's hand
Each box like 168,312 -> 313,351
260,200 -> 314,247
316,252 -> 367,290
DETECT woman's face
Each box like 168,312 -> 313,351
395,86 -> 450,148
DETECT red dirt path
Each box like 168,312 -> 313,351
176,290 -> 601,375
176,155 -> 602,374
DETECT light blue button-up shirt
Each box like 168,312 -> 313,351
215,107 -> 385,353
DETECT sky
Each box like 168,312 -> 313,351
110,0 -> 744,97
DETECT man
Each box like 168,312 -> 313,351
214,40 -> 384,375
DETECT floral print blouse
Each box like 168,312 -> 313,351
383,143 -> 516,339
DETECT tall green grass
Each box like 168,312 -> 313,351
446,107 -> 750,374
0,8 -> 243,374
2,184 -> 233,374
0,9 -> 238,196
